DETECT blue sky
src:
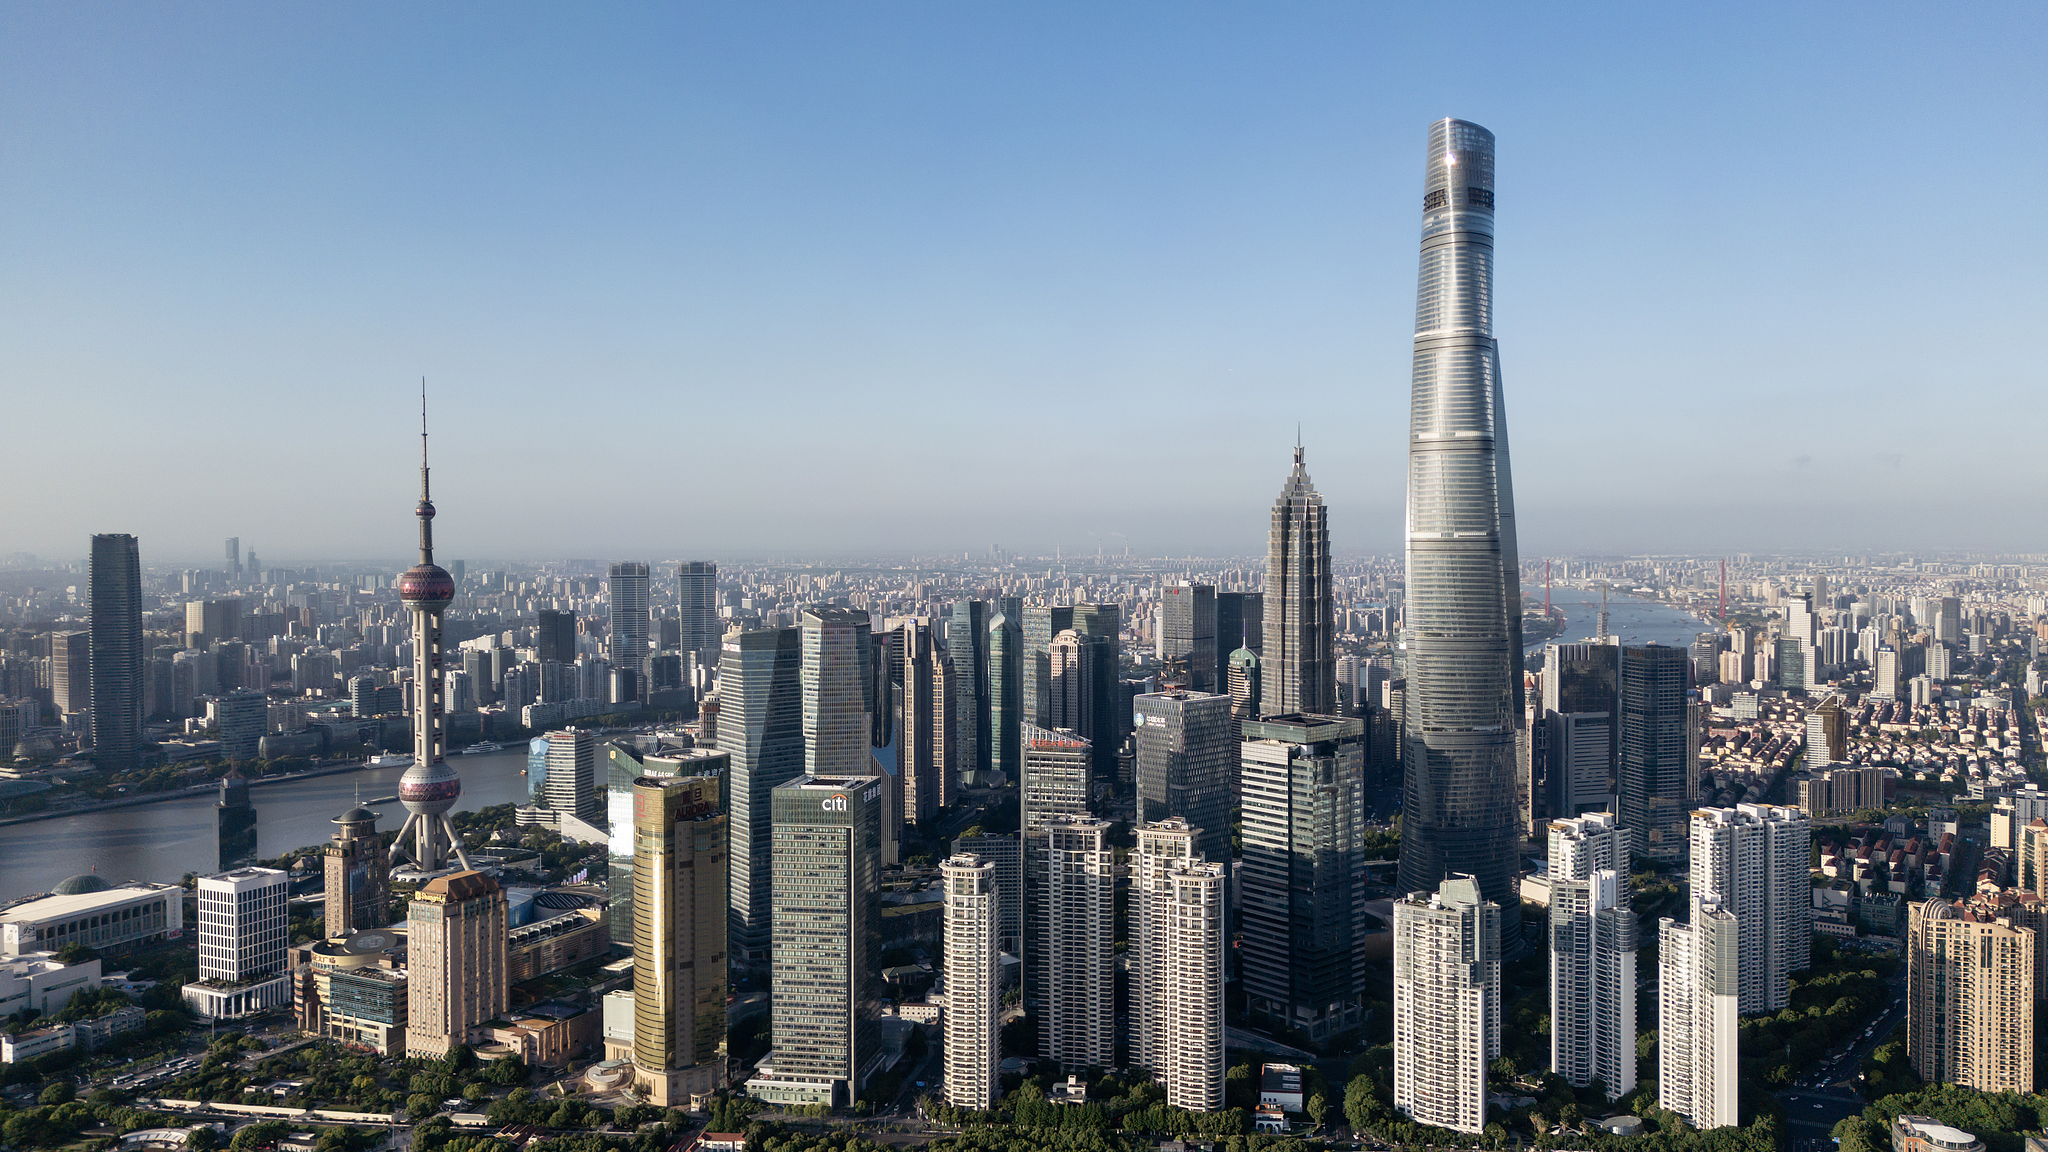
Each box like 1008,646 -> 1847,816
4,3 -> 2044,564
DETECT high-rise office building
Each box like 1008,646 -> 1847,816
1620,645 -> 1697,866
1398,119 -> 1525,927
1806,695 -> 1847,768
1658,895 -> 1740,1130
1047,630 -> 1093,734
210,767 -> 257,874
1070,604 -> 1122,777
390,418 -> 467,875
722,626 -> 804,963
1239,714 -> 1364,1042
605,741 -> 729,948
1159,583 -> 1218,691
182,866 -> 293,1018
609,562 -> 651,701
1022,606 -> 1074,728
894,619 -> 947,822
51,630 -> 90,718
677,562 -> 720,664
1548,815 -> 1636,1101
185,599 -> 243,649
540,727 -> 601,822
1133,820 -> 1226,1111
752,774 -> 882,1109
988,613 -> 1022,786
1215,591 -> 1263,662
953,832 -> 1022,956
1263,449 -> 1333,716
1690,804 -> 1810,1012
537,609 -> 577,667
1038,815 -> 1115,1072
404,871 -> 508,1058
88,534 -> 144,773
1935,597 -> 1963,645
1392,875 -> 1501,1135
225,536 -> 241,578
1133,691 -> 1232,868
631,771 -> 728,1105
212,688 -> 267,763
941,854 -> 1001,1111
1021,724 -> 1091,1010
1907,898 -> 2035,1094
949,600 -> 990,783
802,606 -> 874,777
323,803 -> 388,938
1225,648 -> 1261,747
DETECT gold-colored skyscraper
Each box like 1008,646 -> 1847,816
631,771 -> 729,1105
405,871 -> 507,1058
1907,899 -> 2034,1093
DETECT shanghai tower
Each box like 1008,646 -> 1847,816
1396,119 -> 1525,926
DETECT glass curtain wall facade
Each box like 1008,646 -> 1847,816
630,770 -> 728,1104
724,626 -> 804,962
88,533 -> 144,772
1398,118 -> 1526,926
988,613 -> 1022,785
608,562 -> 651,698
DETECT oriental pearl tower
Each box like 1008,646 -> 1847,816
389,388 -> 471,875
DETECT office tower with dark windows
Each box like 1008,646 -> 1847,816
1160,583 -> 1218,691
324,803 -> 388,939
949,599 -> 990,784
537,609 -> 577,667
1023,606 -> 1074,728
1038,815 -> 1115,1072
1534,644 -> 1620,828
1216,591 -> 1263,662
678,562 -> 720,664
989,612 -> 1022,785
88,533 -> 144,773
1548,814 -> 1636,1101
1620,645 -> 1696,865
225,536 -> 241,579
1690,804 -> 1810,1012
723,626 -> 804,962
1226,647 -> 1261,747
1398,119 -> 1525,926
1392,875 -> 1500,1135
1134,691 -> 1233,868
185,599 -> 243,649
1239,714 -> 1364,1043
608,562 -> 651,701
216,768 -> 258,871
631,770 -> 728,1105
942,854 -> 1001,1111
1263,449 -> 1333,716
404,871 -> 508,1058
895,619 -> 945,823
387,413 -> 469,876
1070,604 -> 1123,775
752,774 -> 882,1109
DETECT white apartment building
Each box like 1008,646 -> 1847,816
1690,804 -> 1810,1012
182,867 -> 292,1018
1039,816 -> 1115,1072
941,855 -> 1000,1111
1659,897 -> 1740,1130
1548,814 -> 1636,1101
1392,875 -> 1500,1134
1133,820 -> 1225,1111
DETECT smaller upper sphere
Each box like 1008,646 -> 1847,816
398,563 -> 455,604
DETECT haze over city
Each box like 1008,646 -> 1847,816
5,3 -> 2045,562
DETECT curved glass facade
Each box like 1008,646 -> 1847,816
1398,119 -> 1525,925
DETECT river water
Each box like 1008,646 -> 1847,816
1524,582 -> 1713,650
0,747 -> 537,902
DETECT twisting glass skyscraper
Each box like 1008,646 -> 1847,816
1397,119 -> 1525,924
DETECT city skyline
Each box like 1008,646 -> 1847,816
5,6 -> 2046,559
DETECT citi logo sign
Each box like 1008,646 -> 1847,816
820,794 -> 848,811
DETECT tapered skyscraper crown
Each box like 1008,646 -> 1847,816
1398,119 -> 1524,929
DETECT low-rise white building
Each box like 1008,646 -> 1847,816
0,952 -> 102,1018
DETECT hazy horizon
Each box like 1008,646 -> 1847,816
5,4 -> 2044,562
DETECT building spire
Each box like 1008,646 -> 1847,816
417,378 -> 435,565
